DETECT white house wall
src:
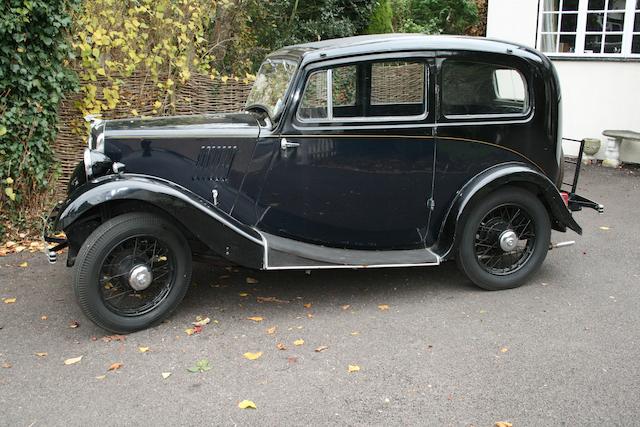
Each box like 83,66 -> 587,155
487,0 -> 640,156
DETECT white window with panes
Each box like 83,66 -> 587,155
537,0 -> 640,56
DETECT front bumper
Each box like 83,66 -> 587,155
43,201 -> 68,264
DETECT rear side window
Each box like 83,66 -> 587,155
441,60 -> 529,117
297,59 -> 427,122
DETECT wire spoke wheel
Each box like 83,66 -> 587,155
474,203 -> 537,276
99,235 -> 176,316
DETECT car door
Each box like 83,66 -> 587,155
257,53 -> 437,250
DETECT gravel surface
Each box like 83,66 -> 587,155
1,164 -> 638,426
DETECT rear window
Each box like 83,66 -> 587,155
441,60 -> 529,117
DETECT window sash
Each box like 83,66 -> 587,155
537,0 -> 640,56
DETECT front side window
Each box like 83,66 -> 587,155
538,0 -> 640,56
297,59 -> 427,122
245,58 -> 297,121
442,61 -> 529,117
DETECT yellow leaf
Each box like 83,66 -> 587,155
161,372 -> 172,379
18,262 -> 28,268
5,187 -> 16,201
246,316 -> 263,322
378,304 -> 390,311
314,346 -> 328,352
348,365 -> 360,373
276,343 -> 286,350
246,277 -> 259,284
95,375 -> 106,380
238,400 -> 257,409
192,317 -> 210,326
350,331 -> 359,336
108,362 -> 123,371
220,75 -> 229,83
64,356 -> 83,365
341,304 -> 351,310
138,346 -> 150,353
3,298 -> 16,304
14,245 -> 26,253
293,339 -> 304,346
153,100 -> 162,109
5,177 -> 13,185
500,347 -> 509,353
243,351 -> 263,360
239,292 -> 249,297
266,326 -> 277,335
35,352 -> 48,357
131,109 -> 139,116
495,422 -> 513,427
184,328 -> 195,335
599,226 -> 610,230
303,303 -> 312,308
96,67 -> 106,76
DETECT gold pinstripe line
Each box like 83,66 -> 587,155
278,134 -> 545,172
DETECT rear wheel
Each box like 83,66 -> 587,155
74,213 -> 192,333
457,187 -> 551,290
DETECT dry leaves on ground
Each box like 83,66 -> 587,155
500,347 -> 509,353
238,400 -> 257,409
378,304 -> 390,311
266,326 -> 277,335
348,365 -> 360,373
293,339 -> 304,346
243,351 -> 263,360
18,262 -> 28,268
64,356 -> 83,365
247,316 -> 264,322
35,352 -> 48,357
162,372 -> 172,379
138,347 -> 150,353
256,296 -> 289,304
276,343 -> 286,350
2,298 -> 16,304
108,362 -> 124,371
341,304 -> 351,310
101,334 -> 126,342
69,320 -> 80,328
185,325 -> 203,335
192,316 -> 211,327
245,277 -> 259,284
303,303 -> 312,308
314,346 -> 328,353
495,422 -> 513,427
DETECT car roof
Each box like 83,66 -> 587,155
268,34 -> 544,65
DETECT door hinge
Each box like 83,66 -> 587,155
426,198 -> 435,211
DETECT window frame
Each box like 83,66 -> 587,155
536,0 -> 640,58
295,57 -> 430,124
440,58 -> 533,121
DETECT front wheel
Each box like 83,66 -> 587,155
74,213 -> 192,333
457,187 -> 551,290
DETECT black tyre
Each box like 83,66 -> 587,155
74,213 -> 192,333
457,187 -> 551,291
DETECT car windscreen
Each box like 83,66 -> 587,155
245,58 -> 298,121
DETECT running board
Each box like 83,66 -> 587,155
258,232 -> 440,270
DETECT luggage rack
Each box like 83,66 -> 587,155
561,138 -> 604,213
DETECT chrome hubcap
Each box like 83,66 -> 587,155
499,230 -> 518,252
129,264 -> 153,291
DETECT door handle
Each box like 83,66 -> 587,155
280,137 -> 300,150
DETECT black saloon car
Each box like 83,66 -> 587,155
45,34 -> 603,332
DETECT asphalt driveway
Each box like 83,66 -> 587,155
1,164 -> 639,426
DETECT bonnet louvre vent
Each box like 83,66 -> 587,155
194,145 -> 238,181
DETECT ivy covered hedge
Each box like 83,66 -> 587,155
0,0 -> 79,236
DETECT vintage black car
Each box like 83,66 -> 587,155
45,34 -> 603,332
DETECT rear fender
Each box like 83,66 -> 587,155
434,162 -> 582,260
55,174 -> 265,269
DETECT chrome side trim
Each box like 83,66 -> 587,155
105,126 -> 259,140
265,261 -> 440,271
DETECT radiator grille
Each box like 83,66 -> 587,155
193,145 -> 238,181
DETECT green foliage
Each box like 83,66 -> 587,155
393,0 -> 479,34
367,0 -> 394,34
219,0 -> 376,75
0,0 -> 79,219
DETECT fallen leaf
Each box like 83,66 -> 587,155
138,346 -> 150,353
187,359 -> 212,373
314,346 -> 328,352
15,245 -> 26,253
247,316 -> 264,322
256,296 -> 290,304
5,241 -> 16,248
276,343 -> 286,350
293,339 -> 304,346
108,362 -> 123,371
246,277 -> 259,284
185,328 -> 195,335
599,226 -> 610,230
500,347 -> 509,353
35,352 -> 48,357
95,375 -> 106,380
239,292 -> 249,297
243,351 -> 263,360
40,315 -> 48,320
307,313 -> 314,319
3,298 -> 16,304
101,334 -> 126,342
378,304 -> 390,311
69,320 -> 80,329
350,331 -> 359,336
495,422 -> 513,427
341,304 -> 351,310
287,356 -> 298,364
2,362 -> 11,368
192,317 -> 211,327
64,356 -> 83,365
266,326 -> 277,335
238,400 -> 257,409
161,372 -> 172,379
348,364 -> 360,373
18,261 -> 28,268
303,303 -> 312,308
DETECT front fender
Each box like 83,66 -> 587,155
435,162 -> 582,260
55,174 -> 265,269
